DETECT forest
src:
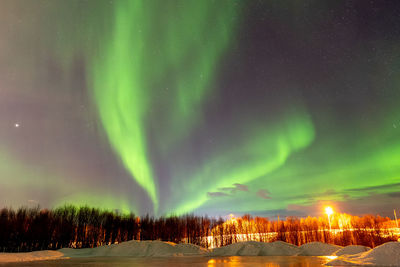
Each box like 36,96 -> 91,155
0,205 -> 398,252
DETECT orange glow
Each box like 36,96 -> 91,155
325,206 -> 334,216
324,256 -> 338,260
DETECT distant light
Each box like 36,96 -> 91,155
325,206 -> 334,216
324,256 -> 338,260
14,123 -> 20,128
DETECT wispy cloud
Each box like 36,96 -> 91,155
219,183 -> 249,193
344,183 -> 400,193
257,189 -> 271,199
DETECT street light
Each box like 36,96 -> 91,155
325,206 -> 334,232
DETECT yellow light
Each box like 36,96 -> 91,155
325,206 -> 334,216
324,256 -> 338,260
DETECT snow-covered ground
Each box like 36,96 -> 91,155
60,240 -> 207,257
327,242 -> 400,266
0,241 -> 207,262
298,242 -> 342,256
0,250 -> 64,263
209,240 -> 300,256
0,240 -> 399,266
333,245 -> 370,256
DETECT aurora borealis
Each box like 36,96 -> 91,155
1,0 -> 400,217
90,0 -> 238,211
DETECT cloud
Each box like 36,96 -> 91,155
208,183 -> 250,199
233,183 -> 249,192
345,182 -> 400,193
257,189 -> 271,199
209,184 -> 271,200
289,189 -> 340,201
387,192 -> 400,198
218,183 -> 249,193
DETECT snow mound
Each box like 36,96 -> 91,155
333,245 -> 370,256
327,242 -> 400,266
208,241 -> 260,256
61,240 -> 207,258
299,242 -> 342,256
260,241 -> 301,256
1,241 -> 207,262
0,250 -> 64,263
175,243 -> 208,255
208,241 -> 300,256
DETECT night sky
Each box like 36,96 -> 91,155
1,0 -> 400,218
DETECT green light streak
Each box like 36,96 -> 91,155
91,0 -> 156,210
89,0 -> 239,213
169,106 -> 315,215
4,0 -> 400,218
0,145 -> 134,213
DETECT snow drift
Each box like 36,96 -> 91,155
1,240 -> 400,266
333,245 -> 371,256
298,242 -> 342,256
208,241 -> 300,256
327,242 -> 400,266
0,250 -> 64,263
60,240 -> 207,258
0,241 -> 207,262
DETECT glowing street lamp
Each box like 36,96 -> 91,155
325,206 -> 334,232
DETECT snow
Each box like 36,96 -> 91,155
0,250 -> 64,263
333,245 -> 371,256
208,241 -> 300,256
298,242 -> 342,256
1,240 -> 400,266
0,241 -> 207,262
327,241 -> 400,266
60,240 -> 208,257
259,241 -> 301,256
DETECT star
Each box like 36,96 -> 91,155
14,123 -> 20,128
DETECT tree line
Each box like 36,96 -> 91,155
0,205 -> 398,252
210,213 -> 398,248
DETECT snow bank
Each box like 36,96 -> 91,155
208,241 -> 300,256
260,241 -> 301,256
61,240 -> 207,257
0,250 -> 64,263
299,242 -> 342,256
327,242 -> 400,266
333,245 -> 370,256
2,240 -> 400,265
175,243 -> 208,255
0,241 -> 207,262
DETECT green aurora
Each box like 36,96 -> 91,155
0,0 -> 399,217
89,0 -> 239,213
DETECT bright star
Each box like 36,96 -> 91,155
15,123 -> 20,128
